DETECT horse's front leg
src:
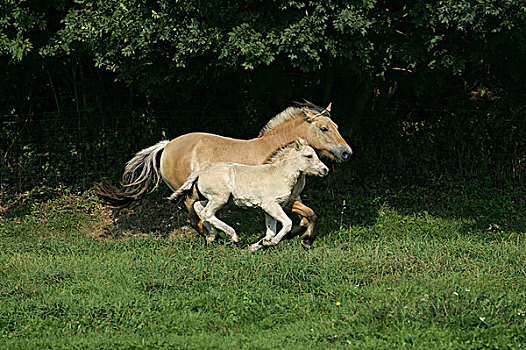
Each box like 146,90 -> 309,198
289,199 -> 318,249
283,196 -> 308,239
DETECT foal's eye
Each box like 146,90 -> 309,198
305,154 -> 314,159
319,127 -> 329,132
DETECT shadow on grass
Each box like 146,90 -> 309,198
318,176 -> 526,241
99,190 -> 268,244
104,194 -> 187,237
2,178 -> 524,244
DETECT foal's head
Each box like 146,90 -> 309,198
290,138 -> 329,177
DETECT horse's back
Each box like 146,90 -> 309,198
160,132 -> 262,190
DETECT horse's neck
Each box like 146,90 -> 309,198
251,118 -> 308,158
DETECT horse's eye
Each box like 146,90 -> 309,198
305,154 -> 313,159
319,127 -> 329,132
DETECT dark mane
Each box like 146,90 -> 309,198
258,101 -> 331,137
293,101 -> 331,118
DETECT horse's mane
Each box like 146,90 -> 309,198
258,101 -> 330,137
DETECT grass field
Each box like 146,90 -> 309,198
1,181 -> 526,349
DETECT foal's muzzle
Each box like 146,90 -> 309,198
318,165 -> 329,177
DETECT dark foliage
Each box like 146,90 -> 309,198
1,0 -> 525,191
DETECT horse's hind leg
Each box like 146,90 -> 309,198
185,188 -> 205,235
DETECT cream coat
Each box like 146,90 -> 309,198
170,140 -> 329,251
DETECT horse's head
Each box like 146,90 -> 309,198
293,138 -> 329,177
302,103 -> 353,163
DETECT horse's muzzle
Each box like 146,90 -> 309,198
332,145 -> 353,162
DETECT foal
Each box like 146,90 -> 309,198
169,139 -> 329,251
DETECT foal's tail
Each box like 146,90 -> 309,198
168,171 -> 200,202
96,140 -> 169,207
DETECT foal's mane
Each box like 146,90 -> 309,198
264,142 -> 296,164
258,101 -> 330,137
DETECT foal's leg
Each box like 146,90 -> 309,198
194,200 -> 218,243
264,213 -> 278,240
262,204 -> 292,246
207,216 -> 239,243
249,214 -> 278,252
197,198 -> 239,243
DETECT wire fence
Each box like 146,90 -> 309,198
2,107 -> 525,192
1,107 -> 263,191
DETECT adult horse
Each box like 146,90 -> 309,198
97,102 -> 352,248
170,139 -> 329,251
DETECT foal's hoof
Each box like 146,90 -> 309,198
262,238 -> 274,246
249,243 -> 262,252
205,235 -> 217,244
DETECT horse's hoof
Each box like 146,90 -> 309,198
301,239 -> 313,250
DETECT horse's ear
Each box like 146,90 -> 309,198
326,103 -> 332,112
304,109 -> 317,121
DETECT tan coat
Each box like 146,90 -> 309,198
170,140 -> 329,251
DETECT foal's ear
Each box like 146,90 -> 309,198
326,102 -> 332,112
294,138 -> 301,150
294,138 -> 307,150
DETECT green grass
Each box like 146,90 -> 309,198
1,183 -> 525,349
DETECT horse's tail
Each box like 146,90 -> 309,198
96,140 -> 169,207
168,171 -> 200,202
